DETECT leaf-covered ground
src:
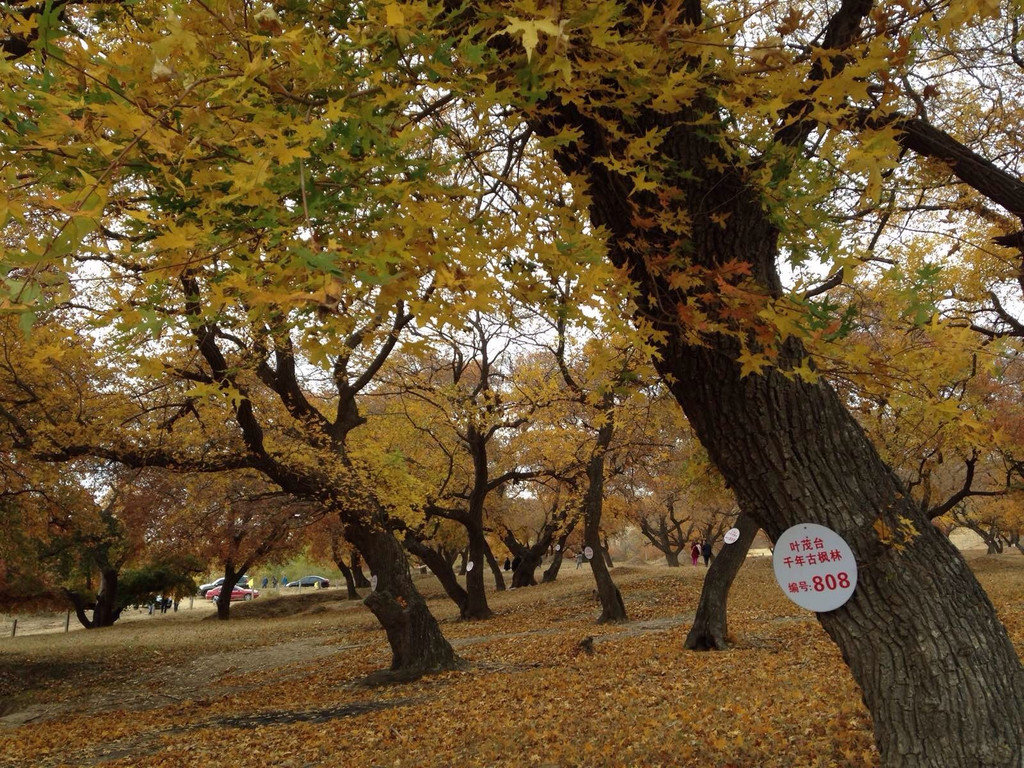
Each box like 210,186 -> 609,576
1,554 -> 1021,767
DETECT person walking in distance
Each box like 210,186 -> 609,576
701,540 -> 712,567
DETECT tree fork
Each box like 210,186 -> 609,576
346,518 -> 461,676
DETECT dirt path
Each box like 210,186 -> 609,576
1,636 -> 364,728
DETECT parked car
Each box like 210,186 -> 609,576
198,575 -> 249,596
206,585 -> 259,603
286,575 -> 330,589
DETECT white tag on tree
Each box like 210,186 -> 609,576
773,523 -> 857,612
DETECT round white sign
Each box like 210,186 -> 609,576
723,527 -> 740,544
466,561 -> 474,572
583,546 -> 594,560
773,523 -> 857,612
555,544 -> 561,551
370,574 -> 378,592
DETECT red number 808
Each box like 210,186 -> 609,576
812,572 -> 851,591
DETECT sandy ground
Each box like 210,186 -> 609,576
0,585 -> 324,639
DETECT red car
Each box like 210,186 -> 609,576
206,585 -> 260,603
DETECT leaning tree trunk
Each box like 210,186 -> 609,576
67,591 -> 96,630
403,532 -> 469,617
215,564 -> 241,621
483,538 -> 506,592
659,337 -> 1024,766
346,518 -> 460,677
541,550 -> 564,582
664,549 -> 681,568
542,524 -> 576,583
586,525 -> 626,623
685,512 -> 759,650
530,69 -> 1024,765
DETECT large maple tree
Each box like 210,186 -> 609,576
449,0 -> 1024,763
3,0 -> 1024,764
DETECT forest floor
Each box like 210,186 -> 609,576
0,552 -> 1021,768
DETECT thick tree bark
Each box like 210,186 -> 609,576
526,44 -> 1024,766
656,337 -> 1024,766
347,519 -> 460,676
65,568 -> 121,629
685,512 -> 759,650
67,568 -> 123,629
541,550 -> 564,582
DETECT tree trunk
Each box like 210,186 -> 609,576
685,512 -> 759,650
530,68 -> 1024,762
214,564 -> 240,621
67,591 -> 95,630
541,551 -> 564,582
403,532 -> 469,616
658,340 -> 1024,766
664,550 -> 680,567
350,552 -> 371,588
66,583 -> 122,630
462,523 -> 493,619
582,408 -> 627,623
543,524 -> 577,583
586,528 -> 626,623
347,519 -> 460,677
483,538 -> 506,592
511,547 -> 542,587
334,557 -> 360,600
90,568 -> 121,628
504,527 -> 554,587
